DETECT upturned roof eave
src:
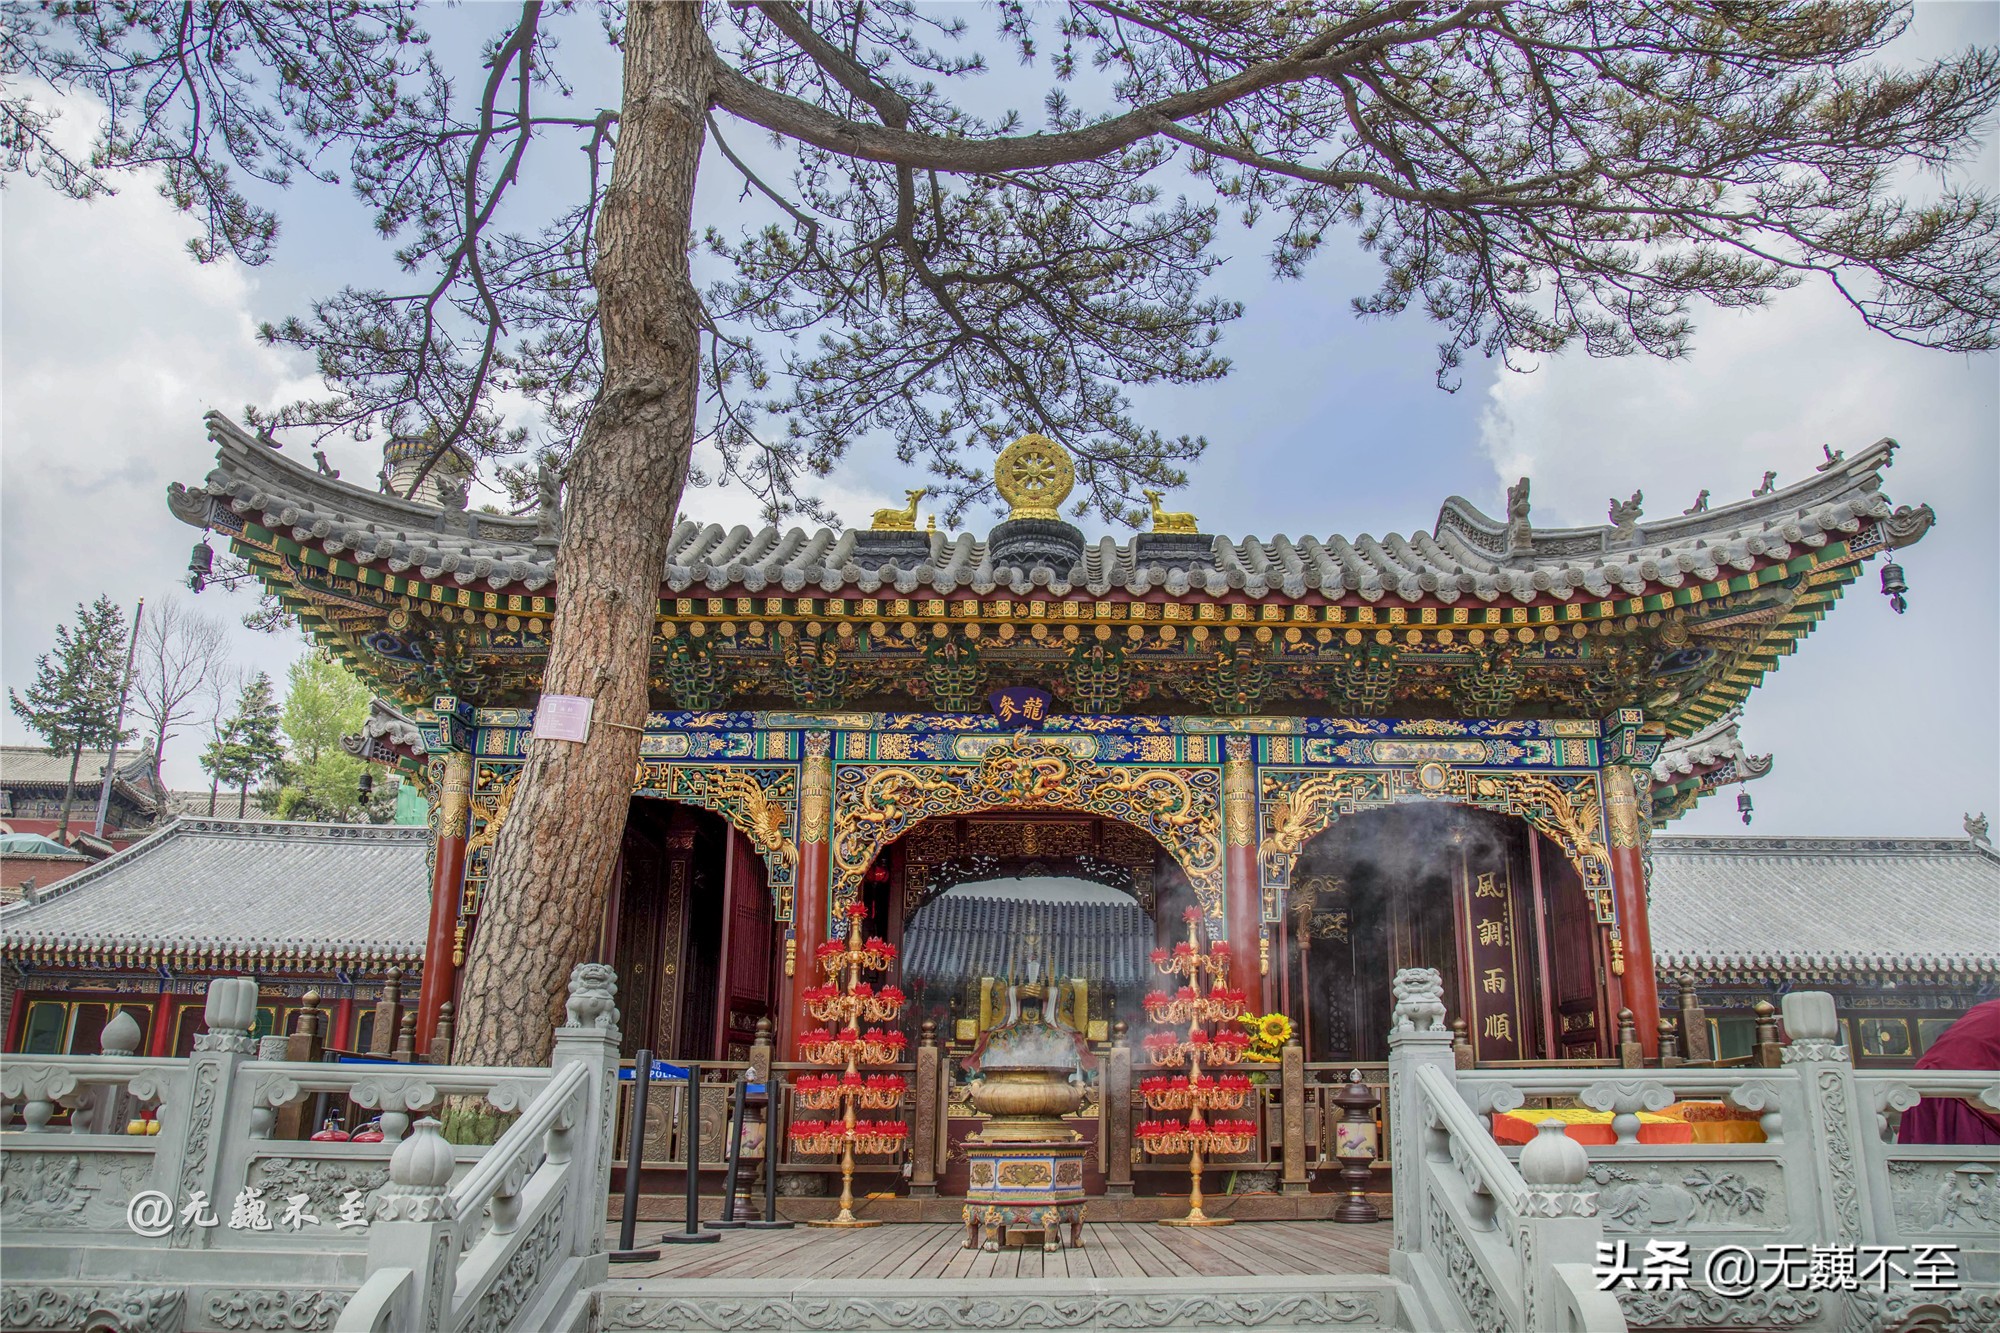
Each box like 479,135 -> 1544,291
172,414 -> 1931,730
173,413 -> 1922,610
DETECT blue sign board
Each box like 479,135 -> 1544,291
987,687 -> 1053,724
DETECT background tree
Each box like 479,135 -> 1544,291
10,3 -> 1997,1062
201,671 -> 286,819
129,593 -> 232,787
193,664 -> 244,816
7,596 -> 131,838
267,655 -> 372,822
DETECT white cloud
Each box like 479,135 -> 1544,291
1478,280 -> 1999,837
1,91 -> 320,791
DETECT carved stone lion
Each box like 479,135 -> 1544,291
1391,967 -> 1447,1034
564,963 -> 620,1034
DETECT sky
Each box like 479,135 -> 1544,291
3,3 -> 1994,837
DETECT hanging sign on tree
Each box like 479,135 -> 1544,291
532,694 -> 594,743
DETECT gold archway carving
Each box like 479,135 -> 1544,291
891,812 -> 1166,920
632,761 -> 801,920
462,759 -> 805,923
1256,765 -> 1614,923
830,733 -> 1225,919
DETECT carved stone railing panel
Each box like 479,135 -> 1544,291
0,1146 -> 158,1232
1882,1154 -> 2000,1238
1853,1069 -> 2000,1252
1586,1160 -> 1789,1232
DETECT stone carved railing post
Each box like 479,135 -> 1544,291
167,977 -> 258,1250
358,1118 -> 458,1332
1675,972 -> 1710,1064
1280,1039 -> 1308,1196
1385,967 -> 1454,1253
1101,1020 -> 1134,1197
1516,1120 -> 1614,1332
910,1020 -> 941,1197
549,962 -> 622,1269
370,968 -> 402,1059
87,1008 -> 144,1134
1780,991 -> 1870,1255
1750,999 -> 1783,1068
275,995 -> 326,1140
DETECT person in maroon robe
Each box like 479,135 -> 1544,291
1897,998 -> 2000,1145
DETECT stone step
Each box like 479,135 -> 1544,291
591,1274 -> 1414,1332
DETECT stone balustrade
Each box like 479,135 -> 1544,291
1,964 -> 621,1333
1389,976 -> 2000,1332
6,969 -> 1997,1333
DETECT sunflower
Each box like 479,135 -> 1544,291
1257,1013 -> 1293,1045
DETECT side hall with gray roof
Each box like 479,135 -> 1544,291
1,818 -> 429,972
1647,833 -> 2000,982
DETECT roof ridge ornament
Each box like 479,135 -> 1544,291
1504,477 -> 1531,555
870,488 -> 928,532
1608,490 -> 1643,544
1143,488 -> 1198,535
995,433 -> 1074,521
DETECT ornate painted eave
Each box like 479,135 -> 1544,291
170,413 -> 1932,731
1648,709 -> 1774,823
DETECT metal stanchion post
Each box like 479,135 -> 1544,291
663,1062 -> 719,1244
706,1070 -> 750,1230
609,1049 -> 661,1263
745,1068 -> 793,1229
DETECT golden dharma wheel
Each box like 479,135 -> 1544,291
994,433 -> 1075,521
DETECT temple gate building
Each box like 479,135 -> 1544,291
153,414 -> 1949,1102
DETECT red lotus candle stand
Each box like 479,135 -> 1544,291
790,902 -> 907,1227
1137,909 -> 1254,1226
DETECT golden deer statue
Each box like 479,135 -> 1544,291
870,488 -> 928,531
1143,488 -> 1198,535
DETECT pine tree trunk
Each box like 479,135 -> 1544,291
208,778 -> 218,816
238,783 -> 248,818
58,744 -> 81,838
453,4 -> 711,1068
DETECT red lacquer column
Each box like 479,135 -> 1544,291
147,983 -> 175,1057
1222,736 -> 1269,1012
416,749 -> 472,1051
332,994 -> 355,1052
1604,763 -> 1659,1058
784,732 -> 834,1060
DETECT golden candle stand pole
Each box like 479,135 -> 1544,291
794,904 -> 906,1228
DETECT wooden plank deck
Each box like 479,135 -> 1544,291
601,1219 -> 1391,1283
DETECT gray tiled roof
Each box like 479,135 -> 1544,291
0,818 -> 428,966
171,412 -> 1922,604
1,744 -> 160,796
1648,835 -> 2000,975
902,892 -> 1153,989
160,784 -> 227,816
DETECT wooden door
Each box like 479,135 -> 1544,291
1544,851 -> 1607,1058
714,827 -> 774,1060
